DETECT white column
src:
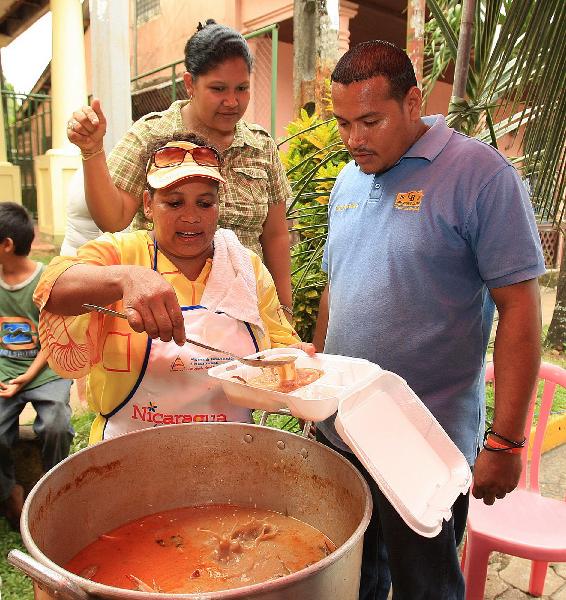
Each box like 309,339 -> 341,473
61,0 -> 132,254
50,0 -> 87,150
338,1 -> 358,57
58,0 -> 133,253
35,0 -> 87,243
89,0 -> 132,151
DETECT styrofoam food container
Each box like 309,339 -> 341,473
209,349 -> 472,536
207,348 -> 382,421
335,371 -> 472,538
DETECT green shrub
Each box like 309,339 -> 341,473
252,410 -> 302,434
70,410 -> 96,453
279,109 -> 348,341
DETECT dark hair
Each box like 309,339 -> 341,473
184,19 -> 253,78
145,132 -> 221,194
0,202 -> 34,256
331,40 -> 417,102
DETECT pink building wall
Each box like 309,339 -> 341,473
274,41 -> 294,141
423,81 -> 451,117
239,0 -> 293,33
127,0 -> 293,137
244,35 -> 294,140
132,0 -> 238,79
94,1 -> 408,139
81,0 -> 525,153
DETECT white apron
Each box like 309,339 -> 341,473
102,242 -> 259,440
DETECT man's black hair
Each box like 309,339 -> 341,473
0,202 -> 34,256
331,40 -> 417,102
184,19 -> 253,78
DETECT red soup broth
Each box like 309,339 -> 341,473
65,504 -> 336,594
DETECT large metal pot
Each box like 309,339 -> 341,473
9,423 -> 372,599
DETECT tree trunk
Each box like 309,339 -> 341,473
451,0 -> 475,102
293,0 -> 339,118
545,241 -> 566,350
448,0 -> 476,132
406,0 -> 426,87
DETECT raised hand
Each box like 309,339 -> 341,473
67,98 -> 107,156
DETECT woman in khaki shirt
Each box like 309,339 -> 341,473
67,19 -> 293,318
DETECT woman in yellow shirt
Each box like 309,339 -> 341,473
34,134 -> 312,443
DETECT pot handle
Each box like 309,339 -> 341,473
8,549 -> 91,600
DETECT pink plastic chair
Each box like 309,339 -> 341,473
462,361 -> 566,599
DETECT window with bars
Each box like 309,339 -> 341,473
136,0 -> 160,25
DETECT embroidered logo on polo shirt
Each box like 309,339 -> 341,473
394,190 -> 424,211
335,202 -> 359,212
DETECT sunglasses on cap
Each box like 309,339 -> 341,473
149,144 -> 222,171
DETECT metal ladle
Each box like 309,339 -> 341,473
82,304 -> 298,368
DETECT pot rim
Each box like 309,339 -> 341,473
20,423 -> 373,599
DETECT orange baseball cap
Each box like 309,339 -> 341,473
146,140 -> 226,189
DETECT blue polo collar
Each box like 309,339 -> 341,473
402,114 -> 453,162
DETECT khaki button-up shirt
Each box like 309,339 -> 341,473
107,100 -> 292,258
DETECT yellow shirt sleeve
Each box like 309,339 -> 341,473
250,252 -> 300,347
34,232 -> 125,380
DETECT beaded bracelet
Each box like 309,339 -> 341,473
483,437 -> 522,455
484,427 -> 526,448
280,304 -> 293,316
81,148 -> 104,161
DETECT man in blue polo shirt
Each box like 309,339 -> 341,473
313,41 -> 545,600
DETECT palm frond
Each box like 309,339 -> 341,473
425,0 -> 566,224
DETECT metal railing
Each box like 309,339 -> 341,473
130,24 -> 279,137
1,90 -> 52,215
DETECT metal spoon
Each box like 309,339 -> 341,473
82,303 -> 298,368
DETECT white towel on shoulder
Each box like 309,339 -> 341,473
201,229 -> 265,335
